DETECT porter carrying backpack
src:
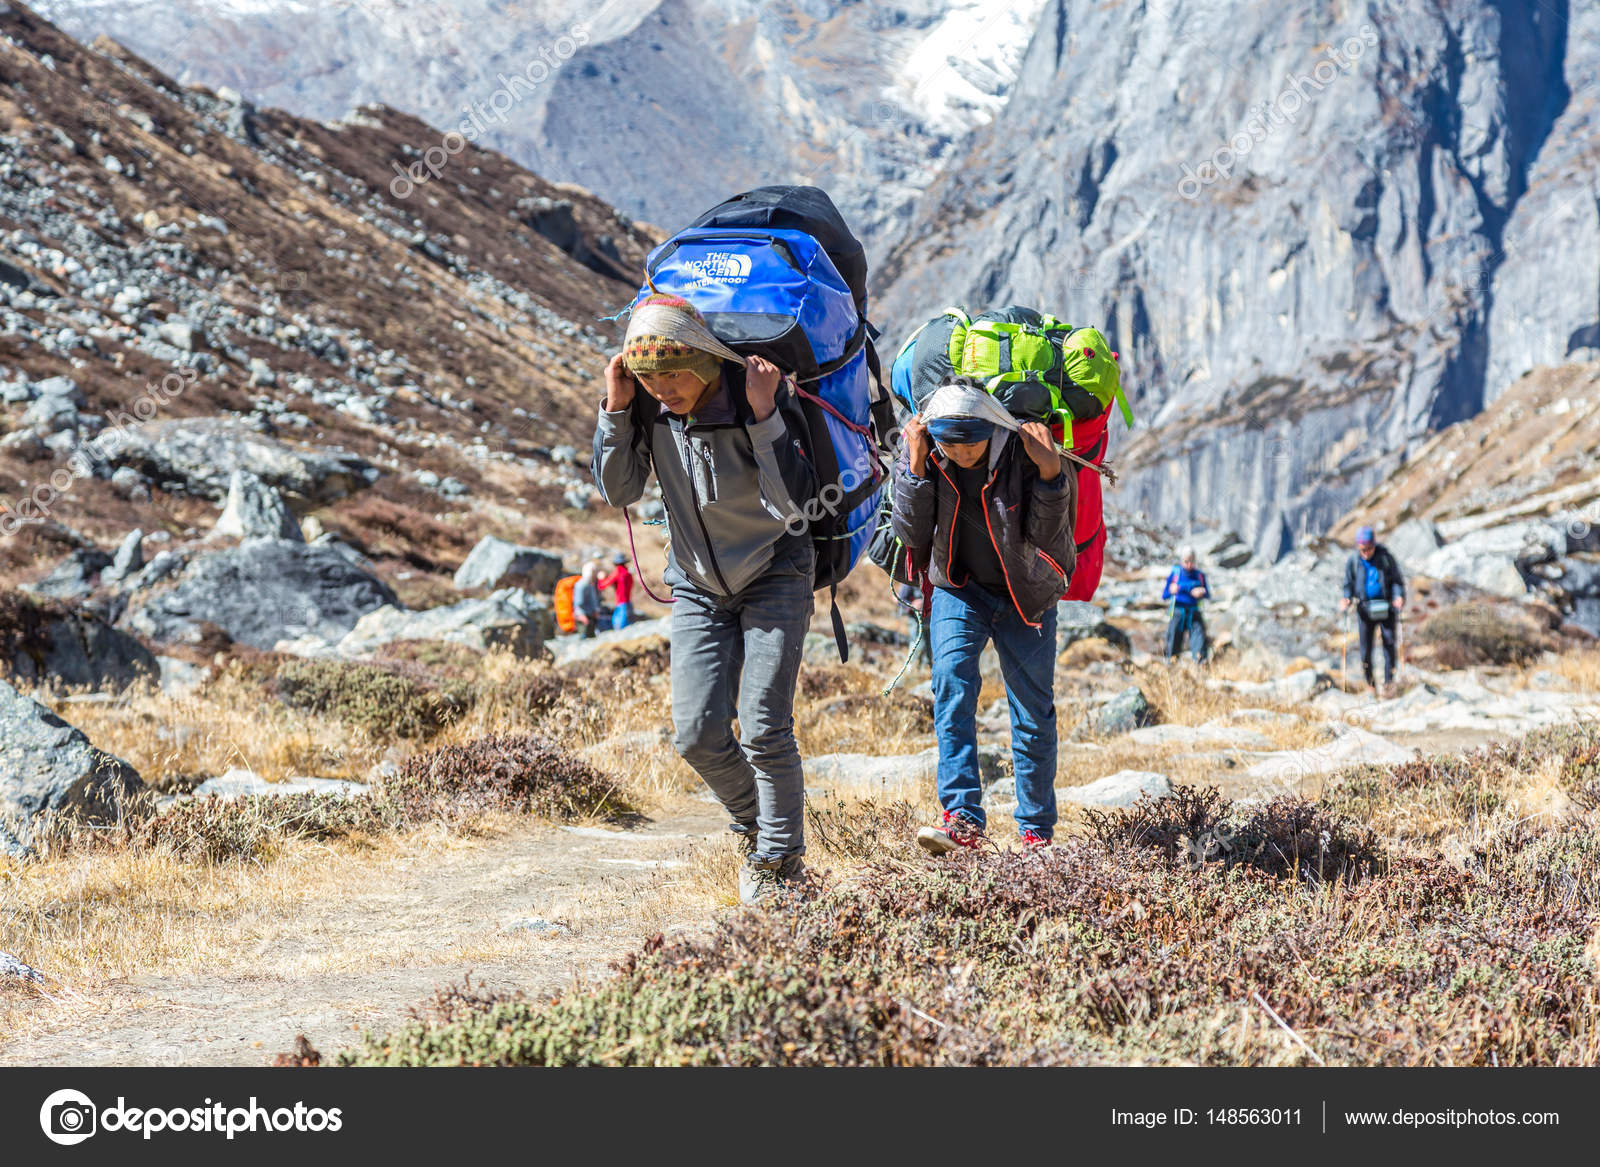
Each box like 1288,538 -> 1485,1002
887,306 -> 1131,601
632,186 -> 897,659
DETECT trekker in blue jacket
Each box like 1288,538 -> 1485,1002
1340,525 -> 1406,697
1162,546 -> 1211,661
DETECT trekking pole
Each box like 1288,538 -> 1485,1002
1341,606 -> 1350,692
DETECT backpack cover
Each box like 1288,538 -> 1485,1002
552,575 -> 579,635
886,306 -> 1130,601
636,187 -> 894,599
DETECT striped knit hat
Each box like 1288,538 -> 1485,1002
623,293 -> 745,385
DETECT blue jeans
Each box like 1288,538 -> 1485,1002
1165,604 -> 1208,661
930,583 -> 1058,838
611,602 -> 634,630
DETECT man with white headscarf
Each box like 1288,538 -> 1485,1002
891,378 -> 1077,855
591,293 -> 819,904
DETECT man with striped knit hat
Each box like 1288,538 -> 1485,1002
591,294 -> 819,903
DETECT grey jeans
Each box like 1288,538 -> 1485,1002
670,565 -> 813,860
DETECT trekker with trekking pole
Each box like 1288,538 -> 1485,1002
1340,525 -> 1406,698
891,379 -> 1076,855
1161,545 -> 1211,662
592,293 -> 820,903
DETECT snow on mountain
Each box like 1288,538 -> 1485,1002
29,0 -> 1044,251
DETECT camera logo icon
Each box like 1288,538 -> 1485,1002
40,1089 -> 97,1146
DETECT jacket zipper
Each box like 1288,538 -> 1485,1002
981,471 -> 1040,629
935,459 -> 972,590
682,428 -> 733,594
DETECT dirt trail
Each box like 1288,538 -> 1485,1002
0,809 -> 729,1067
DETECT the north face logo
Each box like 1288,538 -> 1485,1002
687,251 -> 753,282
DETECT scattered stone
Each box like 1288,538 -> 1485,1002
157,317 -> 199,351
156,655 -> 209,698
126,548 -> 185,591
213,468 -> 302,541
109,465 -> 150,501
1385,518 -> 1444,564
1085,685 -> 1155,735
506,917 -> 571,935
2,589 -> 159,691
1120,723 -> 1272,749
102,528 -> 144,584
189,769 -> 368,800
846,620 -> 909,647
332,588 -> 553,658
109,418 -> 374,503
1243,724 -> 1415,783
803,745 -> 1007,792
1059,769 -> 1173,808
0,950 -> 47,985
0,679 -> 144,858
128,538 -> 399,649
453,535 -> 567,593
25,549 -> 113,600
1057,601 -> 1132,653
548,618 -> 672,665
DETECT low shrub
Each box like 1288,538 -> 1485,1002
1084,784 -> 1383,884
273,658 -> 473,740
383,733 -> 630,824
1417,602 -> 1555,668
91,734 -> 625,863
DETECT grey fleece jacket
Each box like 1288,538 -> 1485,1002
591,373 -> 819,597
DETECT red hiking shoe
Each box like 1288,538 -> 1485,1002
1019,829 -> 1052,852
917,810 -> 985,856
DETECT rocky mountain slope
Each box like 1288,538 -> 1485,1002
877,0 -> 1597,558
0,1 -> 660,606
30,0 -> 1045,248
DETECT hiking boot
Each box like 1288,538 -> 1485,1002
739,853 -> 806,905
1019,829 -> 1052,852
916,810 -> 985,856
730,823 -> 759,858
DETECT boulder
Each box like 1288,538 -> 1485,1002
846,620 -> 909,647
1417,544 -> 1527,597
212,468 -> 302,541
102,528 -> 145,584
108,417 -> 374,503
129,538 -> 399,649
1059,770 -> 1172,808
1056,601 -> 1133,653
1243,724 -> 1414,784
803,745 -> 1007,792
189,769 -> 368,801
334,588 -> 553,658
1085,686 -> 1155,735
24,549 -> 113,600
1120,723 -> 1272,749
1384,519 -> 1444,565
453,535 -> 568,593
549,617 -> 673,665
1204,530 -> 1252,568
2,590 -> 158,691
0,679 -> 143,857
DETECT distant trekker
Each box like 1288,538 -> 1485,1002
573,560 -> 603,639
1340,526 -> 1406,697
600,551 -> 635,629
1162,545 -> 1211,662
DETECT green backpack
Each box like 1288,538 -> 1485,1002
891,306 -> 1133,437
